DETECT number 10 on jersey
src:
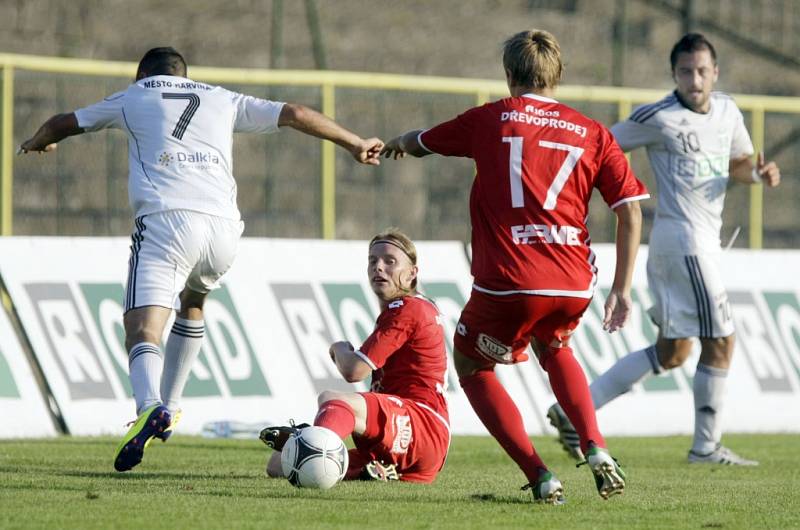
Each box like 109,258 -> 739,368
503,137 -> 584,210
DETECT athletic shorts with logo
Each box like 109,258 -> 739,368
124,209 -> 244,312
454,290 -> 591,365
647,253 -> 733,339
346,392 -> 450,484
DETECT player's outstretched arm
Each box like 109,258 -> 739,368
381,130 -> 430,159
19,113 -> 83,154
278,103 -> 383,165
729,151 -> 780,187
328,341 -> 371,383
603,200 -> 643,333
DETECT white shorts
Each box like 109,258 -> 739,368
646,253 -> 734,339
124,210 -> 244,312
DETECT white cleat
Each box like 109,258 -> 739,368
523,471 -> 566,505
688,445 -> 759,466
585,447 -> 626,500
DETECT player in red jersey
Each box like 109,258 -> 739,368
381,29 -> 648,504
261,228 -> 450,483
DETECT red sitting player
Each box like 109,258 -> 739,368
261,228 -> 450,483
381,29 -> 648,504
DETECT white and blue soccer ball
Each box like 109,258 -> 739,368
281,426 -> 349,489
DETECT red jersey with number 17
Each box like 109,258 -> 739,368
419,93 -> 649,298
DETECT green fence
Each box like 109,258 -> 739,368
2,52 -> 799,247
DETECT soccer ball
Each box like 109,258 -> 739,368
280,426 -> 349,489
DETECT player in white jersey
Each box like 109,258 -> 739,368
547,33 -> 780,466
19,47 -> 384,472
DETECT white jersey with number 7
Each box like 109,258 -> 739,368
74,74 -> 285,221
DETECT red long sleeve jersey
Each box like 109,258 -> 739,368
356,295 -> 448,421
420,93 -> 649,298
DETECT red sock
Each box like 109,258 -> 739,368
541,346 -> 605,452
314,400 -> 355,440
459,369 -> 545,483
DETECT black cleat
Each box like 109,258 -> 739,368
259,420 -> 310,451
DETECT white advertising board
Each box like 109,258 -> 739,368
0,301 -> 56,437
0,237 -> 292,436
0,236 -> 798,438
585,246 -> 800,435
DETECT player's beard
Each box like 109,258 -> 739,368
678,88 -> 710,112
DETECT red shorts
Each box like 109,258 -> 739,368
453,290 -> 591,365
346,392 -> 450,484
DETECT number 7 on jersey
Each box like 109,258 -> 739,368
162,93 -> 200,140
503,137 -> 584,210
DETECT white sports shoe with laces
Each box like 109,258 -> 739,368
688,445 -> 759,466
522,471 -> 566,505
585,447 -> 626,500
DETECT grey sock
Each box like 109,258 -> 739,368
691,363 -> 728,454
590,345 -> 660,409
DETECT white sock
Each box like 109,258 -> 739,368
692,363 -> 727,454
128,342 -> 163,415
590,345 -> 661,409
160,318 -> 204,414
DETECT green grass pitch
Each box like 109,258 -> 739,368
1,434 -> 797,529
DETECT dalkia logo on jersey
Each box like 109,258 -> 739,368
157,151 -> 220,167
177,151 -> 220,164
158,151 -> 174,166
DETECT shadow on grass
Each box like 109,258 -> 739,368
0,465 -> 260,482
1,483 -> 90,494
0,439 -> 112,449
469,492 -> 530,505
55,469 -> 259,481
168,441 -> 266,453
190,487 -> 446,503
184,482 -> 526,506
0,435 -> 268,452
2,473 -> 531,507
0,437 -> 266,453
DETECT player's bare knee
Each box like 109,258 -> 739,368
178,288 -> 206,319
124,306 -> 171,350
719,334 -> 735,356
123,321 -> 161,350
700,335 -> 734,367
658,353 -> 684,370
709,334 -> 734,353
125,332 -> 160,352
656,338 -> 693,370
